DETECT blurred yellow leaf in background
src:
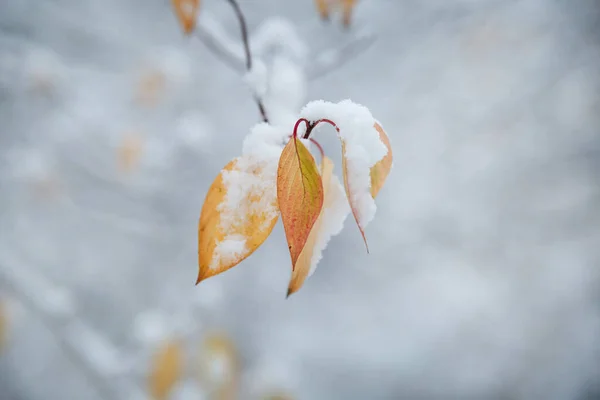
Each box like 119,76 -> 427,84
197,332 -> 239,400
135,70 -> 166,108
172,0 -> 201,35
149,339 -> 183,400
117,132 -> 144,174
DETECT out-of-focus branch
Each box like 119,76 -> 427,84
192,8 -> 375,87
306,32 -> 376,80
223,0 -> 269,123
0,269 -> 118,400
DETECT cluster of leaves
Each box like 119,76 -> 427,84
197,102 -> 392,296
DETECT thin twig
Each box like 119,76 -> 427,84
224,0 -> 269,123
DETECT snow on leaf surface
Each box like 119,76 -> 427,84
197,124 -> 285,283
277,136 -> 324,273
299,99 -> 388,250
287,156 -> 350,296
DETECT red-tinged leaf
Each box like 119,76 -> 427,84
172,0 -> 201,35
287,156 -> 334,297
198,158 -> 279,283
369,122 -> 393,198
277,137 -> 324,271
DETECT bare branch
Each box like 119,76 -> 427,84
224,0 -> 269,123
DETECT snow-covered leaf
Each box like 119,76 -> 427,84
300,100 -> 389,251
287,156 -> 349,296
277,136 -> 324,273
149,339 -> 183,400
197,158 -> 279,283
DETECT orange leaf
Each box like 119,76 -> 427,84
149,340 -> 182,400
277,137 -> 324,271
314,0 -> 332,20
340,0 -> 357,27
369,122 -> 393,198
198,158 -> 279,283
287,156 -> 337,296
172,0 -> 201,35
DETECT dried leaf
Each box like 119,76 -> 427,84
340,0 -> 357,27
287,156 -> 334,297
198,159 -> 279,283
117,132 -> 144,173
369,122 -> 393,198
198,332 -> 239,400
149,340 -> 183,400
314,0 -> 331,20
277,137 -> 324,271
172,0 -> 201,35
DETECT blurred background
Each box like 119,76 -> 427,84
1,0 -> 600,399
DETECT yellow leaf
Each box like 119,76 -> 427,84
117,132 -> 144,173
149,340 -> 182,400
369,122 -> 393,198
172,0 -> 201,35
277,137 -> 324,272
340,0 -> 358,27
314,0 -> 331,20
198,333 -> 239,400
287,156 -> 334,297
197,158 -> 279,283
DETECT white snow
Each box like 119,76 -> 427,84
251,17 -> 309,62
309,167 -> 350,276
299,99 -> 388,229
243,58 -> 268,98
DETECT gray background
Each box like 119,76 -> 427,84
1,0 -> 599,399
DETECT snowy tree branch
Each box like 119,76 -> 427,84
224,0 -> 269,123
